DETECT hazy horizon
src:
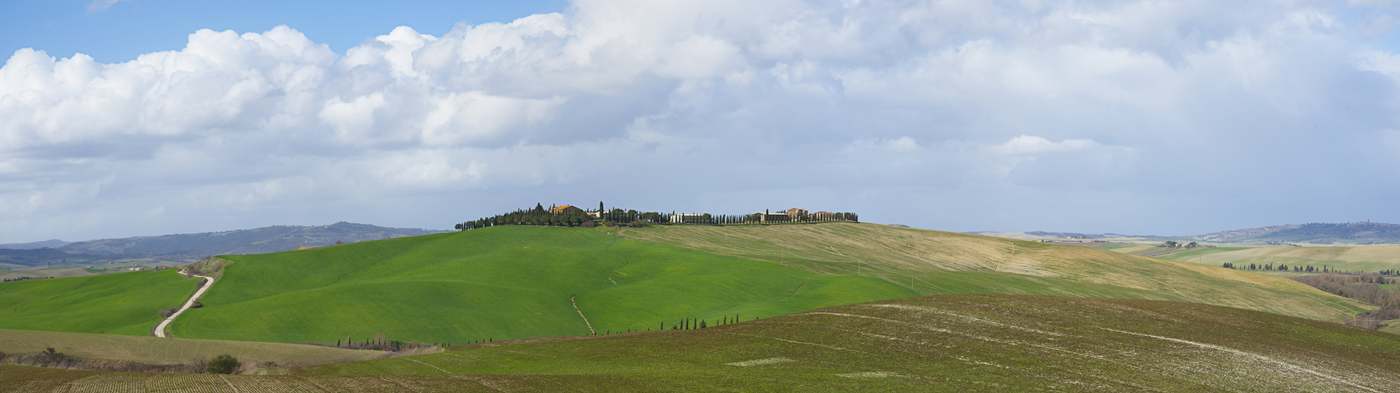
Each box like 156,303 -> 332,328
4,0 -> 1400,242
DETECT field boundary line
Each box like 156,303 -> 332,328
726,332 -> 871,355
406,358 -> 452,375
218,375 -> 240,393
379,376 -> 422,392
570,295 -> 597,335
154,272 -> 215,338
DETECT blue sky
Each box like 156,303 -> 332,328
0,0 -> 565,62
2,0 -> 1400,242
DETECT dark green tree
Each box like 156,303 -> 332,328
207,354 -> 241,374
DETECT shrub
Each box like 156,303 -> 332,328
35,347 -> 73,367
207,354 -> 241,374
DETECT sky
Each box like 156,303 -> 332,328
3,0 -> 1400,242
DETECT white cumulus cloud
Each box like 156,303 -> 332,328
2,0 -> 1400,241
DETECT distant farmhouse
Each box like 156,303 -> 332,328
454,202 -> 858,230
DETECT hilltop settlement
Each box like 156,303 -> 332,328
455,202 -> 858,230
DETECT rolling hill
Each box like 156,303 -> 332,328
1013,222 -> 1400,246
7,294 -> 1396,392
1197,222 -> 1400,244
0,269 -> 199,336
0,222 -> 437,267
0,240 -> 68,250
1113,243 -> 1400,273
618,224 -> 1368,320
303,294 -> 1400,392
153,223 -> 1370,347
173,227 -> 915,344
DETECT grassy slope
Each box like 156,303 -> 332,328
0,223 -> 1369,346
0,270 -> 196,335
174,223 -> 1367,345
620,223 -> 1369,321
174,227 -> 915,344
1134,244 -> 1400,272
13,295 -> 1395,392
0,329 -> 383,368
300,294 -> 1400,392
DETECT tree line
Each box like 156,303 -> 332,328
1222,262 -> 1400,277
1220,262 -> 1342,273
453,201 -> 859,231
1293,273 -> 1399,330
333,333 -> 441,352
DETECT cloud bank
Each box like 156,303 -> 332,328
3,0 -> 1400,240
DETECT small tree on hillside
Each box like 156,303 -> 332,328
207,354 -> 241,374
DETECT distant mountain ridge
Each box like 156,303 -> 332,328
1196,222 -> 1400,244
1017,222 -> 1400,244
0,239 -> 68,250
0,222 -> 439,267
1024,231 -> 1139,240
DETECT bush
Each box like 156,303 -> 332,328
207,354 -> 241,374
27,347 -> 76,368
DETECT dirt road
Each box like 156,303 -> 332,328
154,272 -> 214,338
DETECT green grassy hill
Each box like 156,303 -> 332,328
8,295 -> 1396,392
162,224 -> 1368,346
620,224 -> 1368,320
174,227 -> 915,344
0,269 -> 197,335
0,223 -> 1371,347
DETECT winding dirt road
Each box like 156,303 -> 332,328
154,272 -> 214,338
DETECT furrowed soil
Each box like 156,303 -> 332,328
6,295 -> 1395,392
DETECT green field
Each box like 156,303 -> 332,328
0,223 -> 1355,348
0,270 -> 197,336
620,224 -> 1368,321
0,329 -> 384,371
160,224 -> 1369,345
173,227 -> 916,344
6,294 -> 1395,392
0,223 -> 1393,391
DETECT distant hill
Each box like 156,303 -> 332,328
1023,231 -> 1145,239
0,222 -> 438,267
1014,222 -> 1400,244
0,239 -> 68,250
1197,222 -> 1400,244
